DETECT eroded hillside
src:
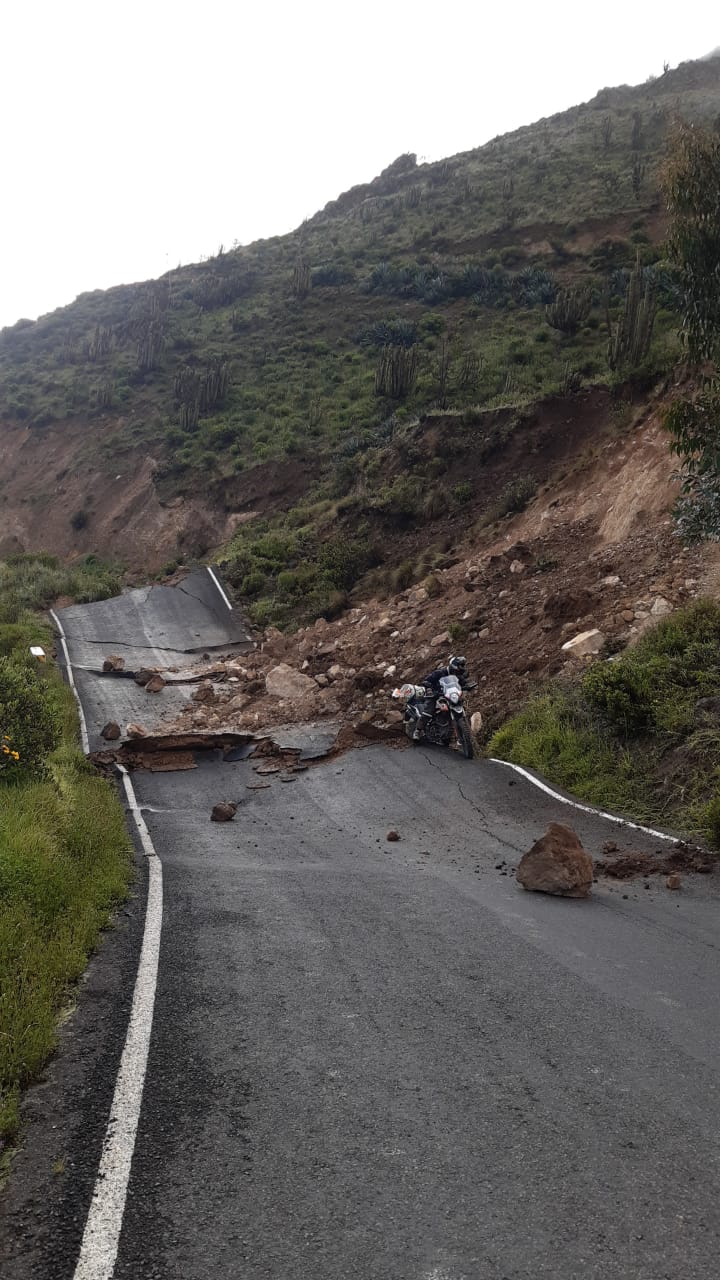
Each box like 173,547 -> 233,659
1,55 -> 718,583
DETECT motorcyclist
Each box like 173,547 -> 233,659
411,655 -> 474,740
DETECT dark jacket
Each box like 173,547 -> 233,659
423,666 -> 472,692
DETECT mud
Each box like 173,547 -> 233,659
594,842 -> 717,880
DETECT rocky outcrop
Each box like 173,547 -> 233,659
516,823 -> 593,898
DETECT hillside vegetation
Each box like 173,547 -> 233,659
491,599 -> 720,845
1,57 -> 719,610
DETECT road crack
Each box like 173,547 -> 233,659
419,748 -> 526,857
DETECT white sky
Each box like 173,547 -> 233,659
1,1 -> 717,329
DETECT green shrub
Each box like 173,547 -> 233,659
317,537 -> 379,592
701,794 -> 720,845
582,659 -> 653,732
241,569 -> 266,597
0,657 -> 61,780
453,481 -> 473,504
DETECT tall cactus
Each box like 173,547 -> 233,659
375,345 -> 418,398
175,366 -> 201,430
292,255 -> 311,300
545,287 -> 592,335
606,255 -> 657,372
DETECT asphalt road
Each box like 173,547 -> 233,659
2,572 -> 720,1279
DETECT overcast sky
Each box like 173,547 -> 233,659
1,2 -> 717,329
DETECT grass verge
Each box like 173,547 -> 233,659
0,560 -> 132,1151
489,599 -> 720,848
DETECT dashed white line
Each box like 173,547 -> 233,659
489,758 -> 677,844
206,564 -> 233,611
72,765 -> 163,1280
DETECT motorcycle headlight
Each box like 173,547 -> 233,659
448,689 -> 461,703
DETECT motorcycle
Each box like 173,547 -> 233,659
392,674 -> 475,759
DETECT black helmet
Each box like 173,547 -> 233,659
448,655 -> 467,675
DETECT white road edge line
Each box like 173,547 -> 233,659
206,564 -> 233,610
52,608 -> 163,1280
489,757 -> 677,844
73,765 -> 163,1280
50,608 -> 90,754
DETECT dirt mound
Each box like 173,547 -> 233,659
594,842 -> 716,880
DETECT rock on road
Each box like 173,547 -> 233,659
2,570 -> 720,1280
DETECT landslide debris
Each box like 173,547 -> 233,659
516,823 -> 594,898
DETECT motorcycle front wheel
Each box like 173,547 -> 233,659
455,716 -> 474,760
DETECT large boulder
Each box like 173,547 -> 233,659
516,823 -> 593,898
265,663 -> 317,700
561,628 -> 605,659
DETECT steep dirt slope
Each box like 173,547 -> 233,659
0,417 -> 314,571
96,389 -> 712,754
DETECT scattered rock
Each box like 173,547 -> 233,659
600,575 -> 622,588
211,803 -> 237,822
134,667 -> 155,686
103,654 -> 125,672
192,681 -> 216,704
430,630 -> 450,648
602,840 -> 619,855
327,664 -> 344,680
383,665 -> 397,679
314,673 -> 329,688
145,675 -> 166,694
509,560 -> 525,575
516,823 -> 593,898
101,720 -> 121,741
265,663 -> 317,700
262,627 -> 286,657
650,596 -> 673,618
126,723 -> 147,739
666,873 -> 682,890
386,830 -> 400,842
470,711 -> 483,734
561,628 -> 605,658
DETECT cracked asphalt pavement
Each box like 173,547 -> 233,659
2,574 -> 720,1279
